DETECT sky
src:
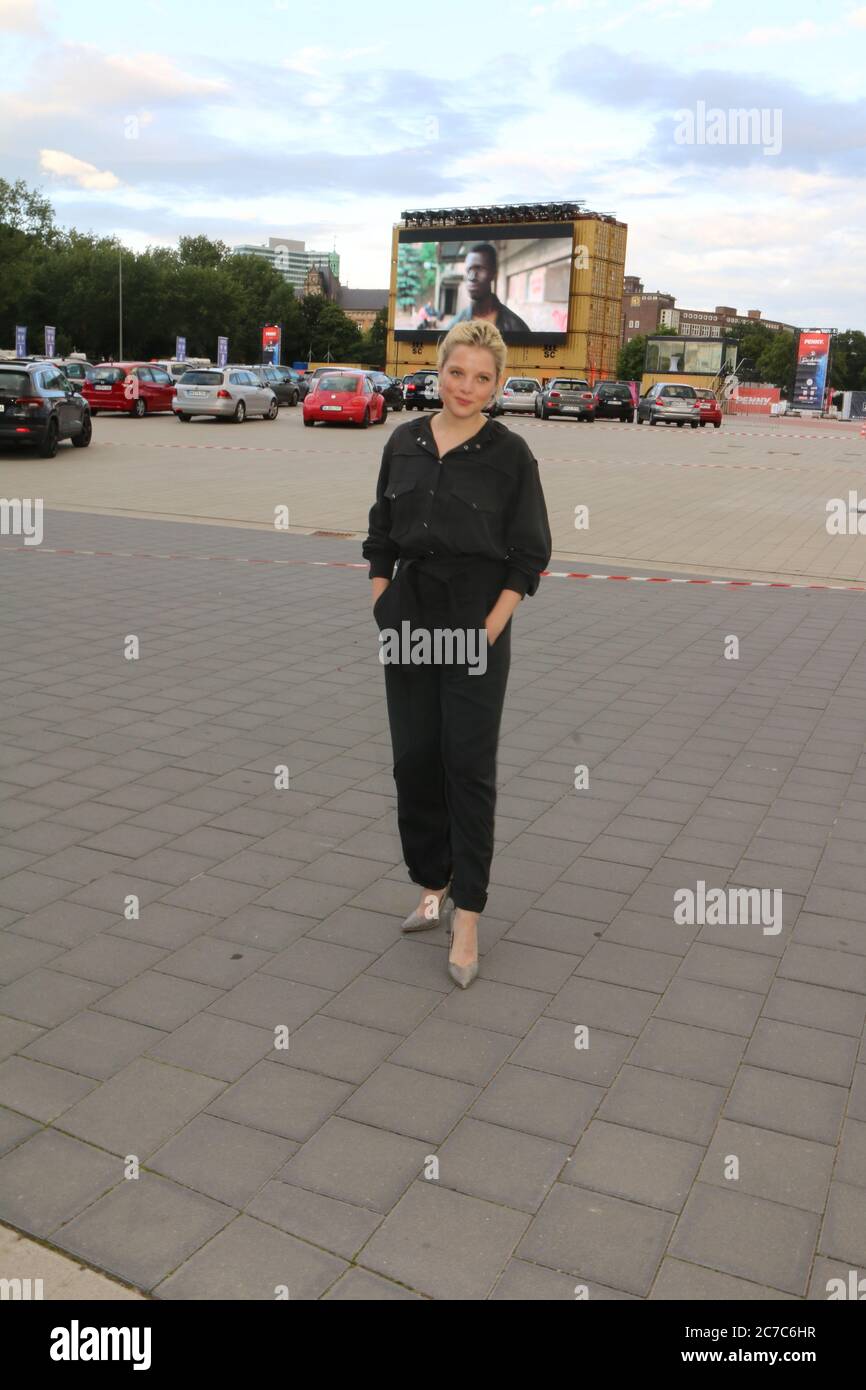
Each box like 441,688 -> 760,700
2,0 -> 865,330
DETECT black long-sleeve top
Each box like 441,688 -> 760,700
362,412 -> 552,598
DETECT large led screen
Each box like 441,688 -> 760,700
395,224 -> 573,344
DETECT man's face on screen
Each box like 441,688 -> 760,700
464,251 -> 495,302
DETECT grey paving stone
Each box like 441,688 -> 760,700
650,1257 -> 797,1300
0,968 -> 109,1027
159,874 -> 263,916
22,1010 -> 165,1080
761,978 -> 866,1037
154,937 -> 272,989
576,941 -> 680,993
0,1106 -> 40,1156
246,1179 -> 382,1261
678,942 -> 778,993
67,873 -> 172,913
835,1118 -> 866,1189
53,1170 -> 235,1291
545,975 -> 658,1035
471,940 -> 577,993
0,1056 -> 95,1123
470,1063 -> 602,1144
563,1118 -> 703,1212
0,1015 -> 42,1062
320,974 -> 441,1034
724,1065 -> 847,1144
431,977 -> 552,1037
360,1180 -> 529,1300
598,1065 -> 726,1144
55,1053 -> 225,1155
387,1017 -> 516,1087
778,943 -> 866,993
277,1116 -> 431,1212
669,1181 -> 819,1296
433,1116 -> 570,1213
743,1019 -> 858,1088
145,1012 -> 274,1081
510,1016 -> 632,1085
259,937 -> 380,991
504,908 -> 602,955
148,1113 -> 293,1207
818,1181 -> 866,1266
516,1182 -> 674,1297
272,1013 -> 402,1084
338,1062 -> 478,1143
0,1128 -> 120,1236
48,934 -> 167,986
502,1256 -> 641,1299
0,931 -> 60,983
207,1060 -> 352,1142
323,1267 -> 424,1299
94,971 -> 221,1030
0,872 -> 76,912
628,1018 -> 746,1087
655,978 -> 764,1036
206,972 -> 331,1030
210,904 -> 313,952
698,1119 -> 835,1213
163,1210 -> 354,1299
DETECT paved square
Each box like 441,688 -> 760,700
2,408 -> 866,1298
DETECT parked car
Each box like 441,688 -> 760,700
297,366 -> 342,401
150,359 -> 199,383
366,372 -> 405,410
52,358 -> 94,391
637,382 -> 701,427
694,387 -> 722,428
535,378 -> 595,421
83,363 -> 176,417
254,365 -> 300,406
303,370 -> 387,428
0,359 -> 91,456
172,367 -> 278,422
404,370 -> 440,410
592,381 -> 635,422
495,377 -> 541,414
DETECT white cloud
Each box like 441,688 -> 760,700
740,20 -> 819,44
39,148 -> 120,190
850,5 -> 866,25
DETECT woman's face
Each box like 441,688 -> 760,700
439,344 -> 501,420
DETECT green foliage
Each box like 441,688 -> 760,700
0,180 -> 365,364
356,306 -> 388,369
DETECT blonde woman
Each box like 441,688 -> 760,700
363,321 -> 552,987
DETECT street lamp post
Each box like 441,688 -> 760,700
118,245 -> 123,360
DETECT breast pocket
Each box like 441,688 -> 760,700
386,458 -> 429,541
446,468 -> 507,550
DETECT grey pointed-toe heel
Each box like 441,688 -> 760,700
400,885 -> 453,934
447,918 -> 479,989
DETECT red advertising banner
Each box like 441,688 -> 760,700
792,330 -> 831,411
262,324 -> 281,348
728,386 -> 781,414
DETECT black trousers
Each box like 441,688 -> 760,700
381,567 -> 511,913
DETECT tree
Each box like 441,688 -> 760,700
615,327 -> 678,381
357,306 -> 388,369
178,234 -> 229,269
0,178 -> 56,239
755,331 -> 796,389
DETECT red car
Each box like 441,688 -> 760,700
303,370 -> 387,428
694,388 -> 722,428
82,362 -> 176,417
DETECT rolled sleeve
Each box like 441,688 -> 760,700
504,448 -> 552,598
361,434 -> 399,582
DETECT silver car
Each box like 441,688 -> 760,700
637,382 -> 701,427
495,376 -> 541,414
172,367 -> 278,423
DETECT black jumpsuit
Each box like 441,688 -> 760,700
362,411 -> 552,913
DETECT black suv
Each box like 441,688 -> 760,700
404,370 -> 440,410
592,381 -> 635,422
367,372 -> 405,410
0,359 -> 92,456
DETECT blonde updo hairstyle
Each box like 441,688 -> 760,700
436,319 -> 507,389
